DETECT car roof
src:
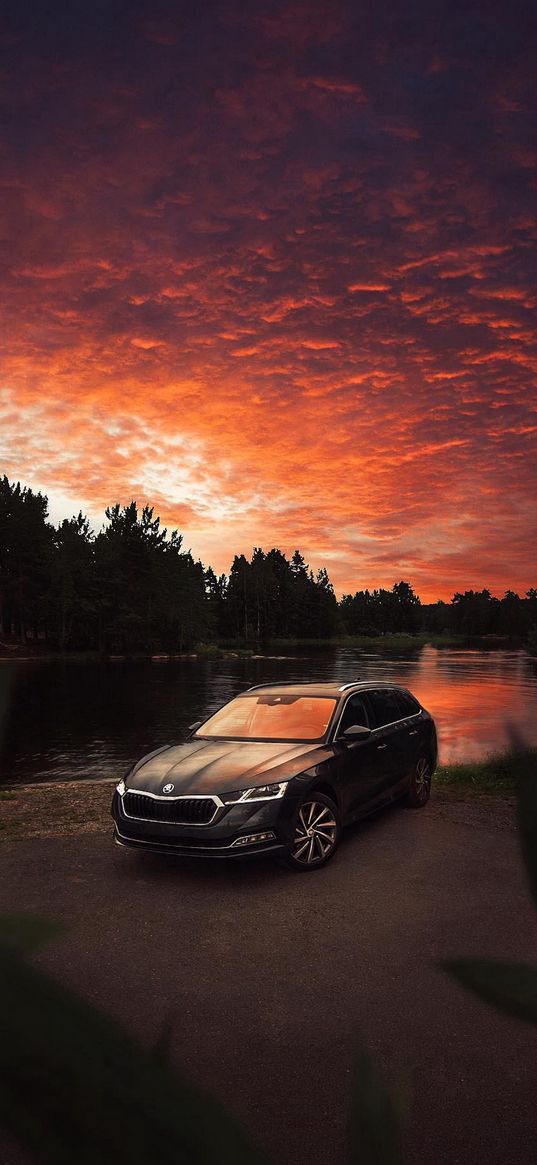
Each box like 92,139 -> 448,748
245,680 -> 409,699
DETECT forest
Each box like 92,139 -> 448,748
1,476 -> 536,652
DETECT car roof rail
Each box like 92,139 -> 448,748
246,680 -> 365,693
244,681 -> 286,691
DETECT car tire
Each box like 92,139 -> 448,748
281,792 -> 340,871
403,755 -> 432,808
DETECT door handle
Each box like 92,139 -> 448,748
377,743 -> 388,750
408,730 -> 418,737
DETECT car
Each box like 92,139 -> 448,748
112,680 -> 437,871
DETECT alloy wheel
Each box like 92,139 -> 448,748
414,756 -> 431,801
292,800 -> 338,865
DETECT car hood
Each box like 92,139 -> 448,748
128,739 -> 327,796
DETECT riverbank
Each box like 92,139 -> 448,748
2,751 -> 532,843
0,632 -> 525,662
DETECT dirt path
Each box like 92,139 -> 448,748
0,783 -> 532,1165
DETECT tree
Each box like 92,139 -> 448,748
0,477 -> 53,642
93,502 -> 208,652
50,514 -> 95,649
312,567 -> 338,638
498,590 -> 523,636
450,590 -> 497,637
289,550 -> 314,637
391,581 -> 421,633
204,567 -> 227,640
225,555 -> 252,642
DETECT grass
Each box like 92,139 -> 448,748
435,748 -> 537,795
265,633 -> 463,650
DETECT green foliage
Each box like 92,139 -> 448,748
423,588 -> 535,639
339,582 -> 421,637
93,502 -> 210,652
225,547 -> 338,644
434,749 -> 537,794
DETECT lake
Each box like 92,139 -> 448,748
1,646 -> 536,786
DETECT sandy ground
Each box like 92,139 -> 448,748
0,776 -> 516,843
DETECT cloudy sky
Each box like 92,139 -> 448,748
1,0 -> 536,599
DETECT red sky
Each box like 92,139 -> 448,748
1,1 -> 536,600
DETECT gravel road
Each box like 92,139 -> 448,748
1,789 -> 536,1165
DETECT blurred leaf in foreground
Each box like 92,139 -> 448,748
444,742 -> 537,1030
443,959 -> 537,1026
348,1044 -> 401,1165
0,914 -> 64,956
513,739 -> 537,911
0,915 -> 268,1165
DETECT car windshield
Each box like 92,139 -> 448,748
196,694 -> 337,742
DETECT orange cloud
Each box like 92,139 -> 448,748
0,2 -> 536,602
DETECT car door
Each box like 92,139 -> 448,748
394,689 -> 425,786
365,689 -> 409,800
331,693 -> 386,820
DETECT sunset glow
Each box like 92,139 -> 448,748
2,2 -> 536,599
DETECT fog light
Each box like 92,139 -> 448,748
231,831 -> 276,847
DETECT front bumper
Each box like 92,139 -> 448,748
111,789 -> 295,859
114,827 -> 285,858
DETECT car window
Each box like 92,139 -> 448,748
367,689 -> 402,728
395,690 -> 421,717
196,694 -> 337,741
337,694 -> 370,735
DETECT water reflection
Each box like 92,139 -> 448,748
1,646 -> 536,785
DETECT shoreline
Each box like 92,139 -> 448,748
0,633 -> 527,664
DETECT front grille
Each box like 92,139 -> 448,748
123,792 -> 218,825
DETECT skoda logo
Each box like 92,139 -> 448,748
162,783 -> 175,794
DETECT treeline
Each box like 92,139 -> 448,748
423,588 -> 537,639
1,476 -> 536,651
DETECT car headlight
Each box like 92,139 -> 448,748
116,765 -> 133,796
223,781 -> 288,805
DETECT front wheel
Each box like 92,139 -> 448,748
282,793 -> 340,871
404,756 -> 432,808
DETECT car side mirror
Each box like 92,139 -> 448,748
341,724 -> 371,743
188,721 -> 202,733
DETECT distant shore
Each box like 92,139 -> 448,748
1,751 -> 533,843
0,632 -> 526,663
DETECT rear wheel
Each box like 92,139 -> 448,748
404,755 -> 432,808
282,793 -> 340,871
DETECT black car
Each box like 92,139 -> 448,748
112,680 -> 437,871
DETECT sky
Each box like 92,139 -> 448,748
1,0 -> 536,601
